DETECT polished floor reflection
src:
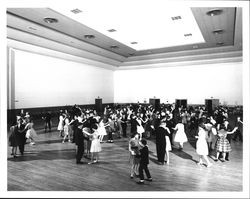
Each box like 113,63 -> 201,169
8,127 -> 242,191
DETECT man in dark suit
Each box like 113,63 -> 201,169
72,115 -> 84,164
155,120 -> 168,165
137,139 -> 152,184
42,111 -> 52,132
15,116 -> 26,155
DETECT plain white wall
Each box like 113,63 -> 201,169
12,49 -> 243,108
114,62 -> 243,105
14,50 -> 114,109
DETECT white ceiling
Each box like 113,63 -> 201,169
6,4 -> 242,68
52,5 -> 205,50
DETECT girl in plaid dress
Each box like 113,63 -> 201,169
214,124 -> 238,162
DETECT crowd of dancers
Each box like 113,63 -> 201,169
9,103 -> 243,184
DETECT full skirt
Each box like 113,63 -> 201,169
9,132 -> 18,147
98,126 -> 107,136
57,121 -> 64,131
137,125 -> 144,134
90,139 -> 102,153
64,125 -> 69,135
165,136 -> 172,151
26,128 -> 37,139
174,130 -> 187,143
215,138 -> 232,152
196,139 -> 208,155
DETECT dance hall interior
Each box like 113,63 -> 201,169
2,0 -> 250,198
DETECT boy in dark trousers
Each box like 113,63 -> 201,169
137,139 -> 152,184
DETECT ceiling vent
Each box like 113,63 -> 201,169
107,29 -> 117,32
206,9 -> 223,16
131,42 -> 138,44
71,9 -> 82,14
171,16 -> 182,20
84,34 -> 95,39
212,29 -> 224,34
110,45 -> 119,49
28,26 -> 37,31
184,33 -> 192,37
43,17 -> 58,24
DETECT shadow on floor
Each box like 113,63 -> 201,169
170,148 -> 197,163
7,148 -> 76,162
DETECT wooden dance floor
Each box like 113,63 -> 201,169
8,127 -> 243,191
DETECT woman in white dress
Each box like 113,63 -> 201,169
62,116 -> 71,143
98,118 -> 107,143
25,118 -> 37,145
196,122 -> 212,167
165,127 -> 172,165
136,113 -> 147,140
83,125 -> 102,164
57,112 -> 64,137
204,116 -> 217,152
172,119 -> 187,150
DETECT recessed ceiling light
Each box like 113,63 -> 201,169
171,16 -> 182,20
43,17 -> 58,24
71,8 -> 82,14
107,29 -> 117,32
212,29 -> 224,34
28,26 -> 37,31
110,45 -> 119,49
206,9 -> 223,16
84,34 -> 95,39
131,42 -> 138,44
184,33 -> 192,37
192,45 -> 198,49
216,42 -> 224,46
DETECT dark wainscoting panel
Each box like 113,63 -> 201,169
7,103 -> 114,125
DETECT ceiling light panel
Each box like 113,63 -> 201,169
51,1 -> 205,51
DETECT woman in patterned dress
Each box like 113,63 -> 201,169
214,124 -> 238,162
